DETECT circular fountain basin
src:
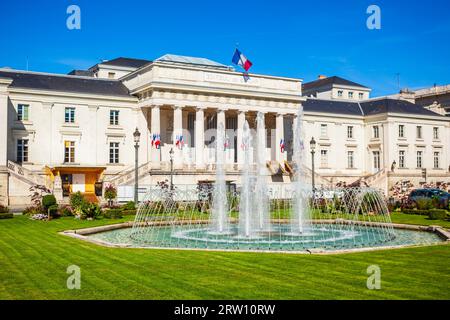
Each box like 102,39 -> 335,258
85,223 -> 446,253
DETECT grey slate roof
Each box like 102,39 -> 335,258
304,98 -> 444,117
360,98 -> 441,117
303,99 -> 363,116
0,69 -> 132,97
303,76 -> 369,91
92,57 -> 151,69
68,69 -> 95,77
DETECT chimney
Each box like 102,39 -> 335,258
398,88 -> 416,104
318,75 -> 327,80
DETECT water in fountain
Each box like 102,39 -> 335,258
211,122 -> 229,234
291,104 -> 310,234
255,112 -> 270,231
238,121 -> 257,237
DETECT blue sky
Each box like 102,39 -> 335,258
1,0 -> 449,96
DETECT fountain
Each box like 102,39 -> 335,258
291,104 -> 309,234
127,109 -> 402,253
211,123 -> 229,234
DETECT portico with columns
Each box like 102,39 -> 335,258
121,57 -> 304,184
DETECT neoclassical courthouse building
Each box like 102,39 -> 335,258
0,54 -> 449,206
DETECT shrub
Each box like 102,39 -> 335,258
103,209 -> 123,219
121,201 -> 136,211
122,209 -> 136,216
81,203 -> 101,220
23,206 -> 45,216
59,205 -> 74,217
0,213 -> 13,219
70,192 -> 86,210
48,204 -> 59,218
0,205 -> 9,213
104,185 -> 117,205
29,185 -> 51,207
428,209 -> 448,221
402,209 -> 431,216
42,194 -> 57,209
415,197 -> 433,210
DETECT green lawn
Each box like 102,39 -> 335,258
391,212 -> 450,229
0,215 -> 449,300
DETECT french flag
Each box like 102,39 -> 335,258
232,49 -> 253,72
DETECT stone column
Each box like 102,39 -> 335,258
195,107 -> 205,170
276,113 -> 285,163
173,105 -> 183,169
237,110 -> 246,168
150,105 -> 161,168
0,79 -> 12,206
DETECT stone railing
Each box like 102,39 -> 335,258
7,160 -> 48,187
105,162 -> 151,186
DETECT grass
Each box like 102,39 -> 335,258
391,212 -> 450,229
0,214 -> 449,300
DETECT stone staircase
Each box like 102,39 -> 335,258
7,160 -> 51,189
103,162 -> 152,186
350,169 -> 388,192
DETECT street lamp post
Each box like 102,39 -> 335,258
133,128 -> 141,204
310,137 -> 316,192
169,148 -> 174,190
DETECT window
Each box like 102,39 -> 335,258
416,151 -> 423,168
108,72 -> 116,79
399,150 -> 406,168
433,127 -> 439,140
416,126 -> 422,139
347,126 -> 354,139
348,92 -> 354,99
320,150 -> 328,167
206,115 -> 217,130
64,141 -> 75,163
110,110 -> 119,125
17,139 -> 29,163
399,125 -> 405,138
65,107 -> 75,123
434,152 -> 440,169
373,126 -> 379,139
320,124 -> 328,137
347,151 -> 354,169
109,142 -> 120,164
373,151 -> 381,171
337,90 -> 343,98
17,104 -> 29,121
358,93 -> 364,100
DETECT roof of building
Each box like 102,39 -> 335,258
303,76 -> 369,91
304,98 -> 445,117
155,54 -> 229,69
360,98 -> 442,117
303,98 -> 363,116
67,69 -> 95,77
91,57 -> 151,70
0,69 -> 132,97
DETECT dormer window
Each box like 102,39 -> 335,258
348,92 -> 354,99
337,90 -> 343,98
358,93 -> 364,99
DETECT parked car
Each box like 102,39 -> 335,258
408,189 -> 450,204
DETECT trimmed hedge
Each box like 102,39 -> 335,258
42,194 -> 57,209
402,209 -> 431,216
103,209 -> 123,219
428,209 -> 448,221
0,213 -> 13,219
122,209 -> 136,216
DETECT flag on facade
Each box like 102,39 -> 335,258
280,139 -> 286,153
175,135 -> 184,150
152,134 -> 161,149
232,49 -> 253,72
